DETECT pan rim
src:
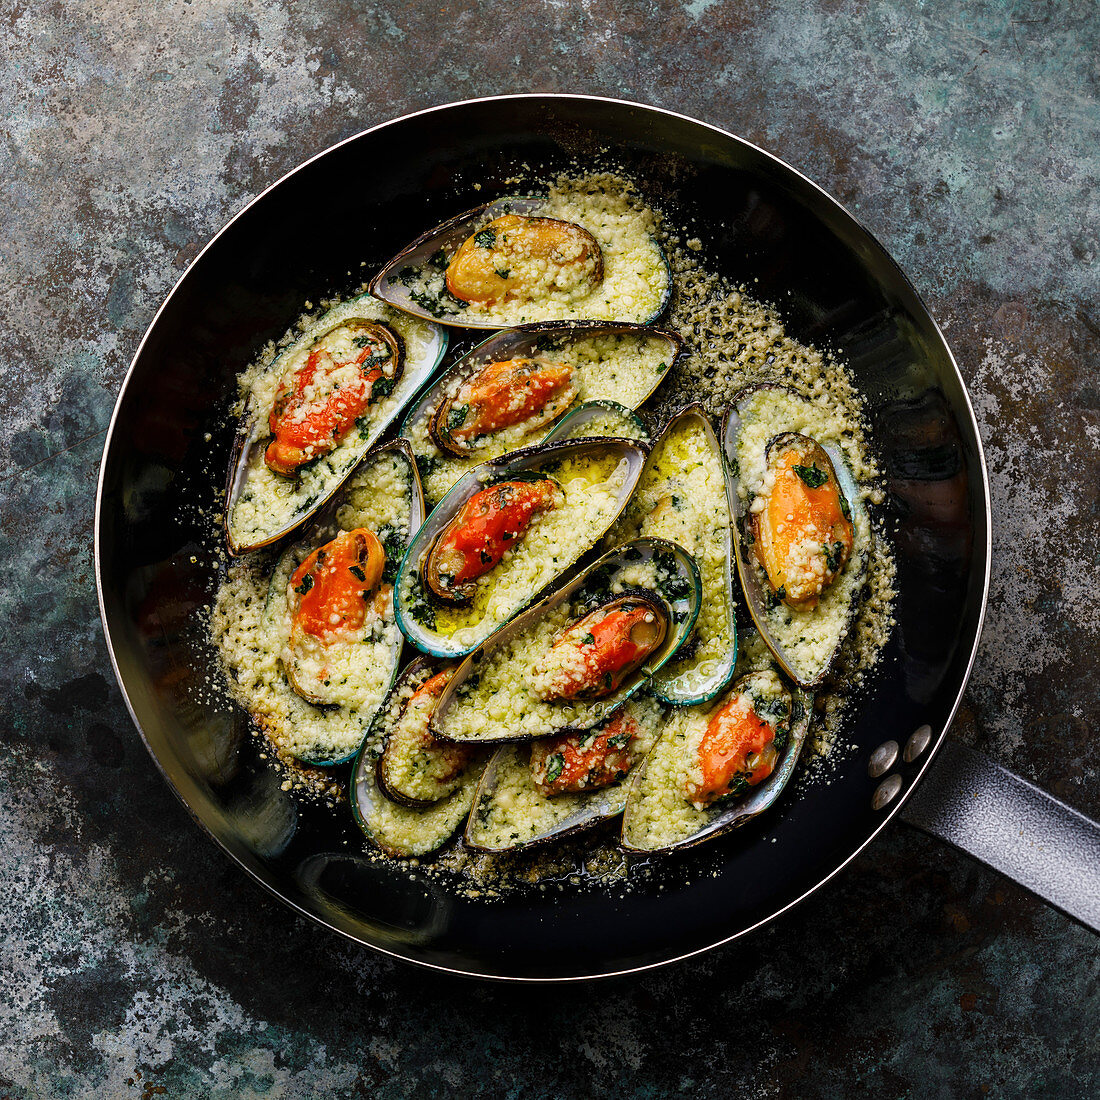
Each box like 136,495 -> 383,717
94,92 -> 993,983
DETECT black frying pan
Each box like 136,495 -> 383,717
95,95 -> 1100,980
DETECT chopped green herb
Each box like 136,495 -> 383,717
371,377 -> 394,399
824,541 -> 846,572
474,229 -> 496,249
447,404 -> 469,431
348,565 -> 366,582
294,574 -> 314,595
793,463 -> 828,489
582,632 -> 596,645
545,753 -> 565,783
840,494 -> 852,520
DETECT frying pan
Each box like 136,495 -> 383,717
95,95 -> 1100,980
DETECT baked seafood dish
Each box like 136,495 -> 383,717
208,169 -> 896,884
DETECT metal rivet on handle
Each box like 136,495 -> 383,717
904,724 -> 933,763
868,740 -> 899,778
872,774 -> 903,811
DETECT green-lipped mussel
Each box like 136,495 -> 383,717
722,384 -> 871,688
465,695 -> 666,852
604,403 -> 739,706
394,437 -> 647,658
620,630 -> 813,852
352,656 -> 488,857
255,440 -> 424,766
225,294 -> 446,554
428,538 -> 701,746
400,322 -> 679,507
370,196 -> 671,330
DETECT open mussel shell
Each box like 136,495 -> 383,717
224,293 -> 447,555
369,197 -> 672,329
429,537 -> 701,746
620,632 -> 813,853
721,383 -> 871,689
394,437 -> 648,658
261,440 -> 424,767
540,400 -> 650,445
464,695 -> 665,853
605,403 -> 738,706
351,657 -> 488,858
400,322 -> 679,506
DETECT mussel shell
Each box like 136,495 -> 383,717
261,440 -> 424,766
428,537 -> 701,745
540,400 -> 650,446
394,437 -> 648,659
224,294 -> 447,555
606,403 -> 739,706
400,322 -> 680,504
351,656 -> 488,858
370,197 -> 672,329
620,634 -> 813,853
721,384 -> 870,689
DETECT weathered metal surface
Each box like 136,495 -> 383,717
2,0 -> 1098,1094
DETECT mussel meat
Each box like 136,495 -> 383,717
422,476 -> 564,604
265,320 -> 403,477
445,214 -> 603,308
750,433 -> 854,611
429,356 -> 577,458
530,707 -> 643,796
284,527 -> 389,703
377,667 -> 474,807
531,594 -> 669,702
683,670 -> 791,809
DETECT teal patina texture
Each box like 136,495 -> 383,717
2,0 -> 1099,1095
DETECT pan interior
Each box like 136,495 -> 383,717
97,97 -> 988,980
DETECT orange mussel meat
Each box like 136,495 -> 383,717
430,357 -> 576,456
288,527 -> 387,642
751,433 -> 854,610
530,708 -> 641,796
684,674 -> 790,807
533,595 -> 668,702
265,321 -> 401,477
423,477 -> 563,603
445,214 -> 603,307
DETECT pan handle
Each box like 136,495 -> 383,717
899,739 -> 1100,933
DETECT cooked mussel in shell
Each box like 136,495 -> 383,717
429,356 -> 577,458
445,214 -> 604,307
621,632 -> 813,853
682,670 -> 791,808
428,538 -> 700,745
377,666 -> 475,807
751,433 -> 854,611
422,475 -> 564,605
531,594 -> 669,702
722,384 -> 871,689
265,321 -> 403,477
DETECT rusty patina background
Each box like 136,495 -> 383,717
2,1 -> 1098,1095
